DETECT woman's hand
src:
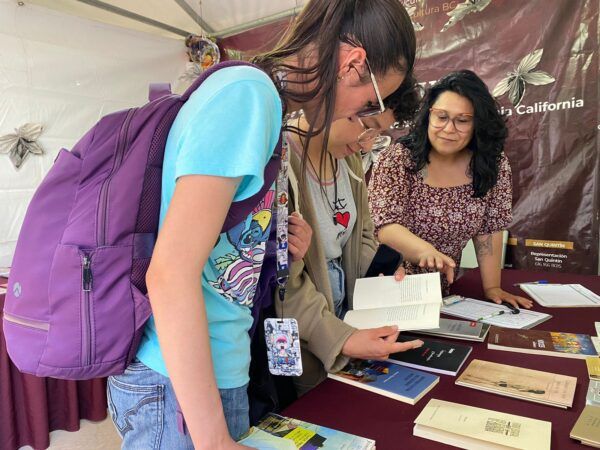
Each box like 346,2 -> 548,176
484,286 -> 533,309
288,212 -> 312,262
342,326 -> 423,360
415,247 -> 456,283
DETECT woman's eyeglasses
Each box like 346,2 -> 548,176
429,108 -> 473,133
356,59 -> 386,118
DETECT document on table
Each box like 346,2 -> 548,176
441,297 -> 552,329
520,284 -> 600,308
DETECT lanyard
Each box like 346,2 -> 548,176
275,134 -> 290,302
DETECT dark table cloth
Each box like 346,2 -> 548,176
283,269 -> 600,449
1,279 -> 108,450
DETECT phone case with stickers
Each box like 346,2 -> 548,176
264,318 -> 303,376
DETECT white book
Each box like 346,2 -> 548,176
520,283 -> 600,307
344,272 -> 442,330
414,399 -> 551,450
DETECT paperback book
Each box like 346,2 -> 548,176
238,413 -> 375,450
344,272 -> 442,331
387,335 -> 472,376
588,357 -> 600,381
570,405 -> 600,448
456,359 -> 577,408
414,398 -> 552,450
487,326 -> 598,359
587,380 -> 600,406
412,317 -> 490,342
328,359 -> 438,405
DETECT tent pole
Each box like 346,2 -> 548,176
215,6 -> 302,38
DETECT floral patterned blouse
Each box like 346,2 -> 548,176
368,143 -> 513,292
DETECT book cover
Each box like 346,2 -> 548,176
588,358 -> 600,380
243,413 -> 375,450
414,398 -> 552,450
587,380 -> 600,406
387,335 -> 472,376
414,318 -> 489,341
328,359 -> 439,405
570,405 -> 600,447
488,326 -> 598,359
456,359 -> 577,408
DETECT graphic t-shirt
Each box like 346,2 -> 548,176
137,65 -> 282,389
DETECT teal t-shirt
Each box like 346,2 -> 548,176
137,65 -> 282,389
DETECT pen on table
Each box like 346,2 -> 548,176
476,310 -> 505,322
512,280 -> 550,287
501,301 -> 520,314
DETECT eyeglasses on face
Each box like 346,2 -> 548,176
356,59 -> 386,118
429,108 -> 473,133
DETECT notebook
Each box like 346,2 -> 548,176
520,283 -> 600,307
441,296 -> 551,329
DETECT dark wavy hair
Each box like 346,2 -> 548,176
384,72 -> 423,126
400,70 -> 508,198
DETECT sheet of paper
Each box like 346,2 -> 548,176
595,322 -> 600,336
344,302 -> 440,331
441,297 -> 551,329
353,272 -> 441,310
521,284 -> 600,307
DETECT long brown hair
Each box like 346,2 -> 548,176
252,0 -> 416,179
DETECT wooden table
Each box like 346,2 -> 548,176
282,269 -> 600,449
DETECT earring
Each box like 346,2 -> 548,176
337,75 -> 345,82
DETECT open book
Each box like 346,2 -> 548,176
344,272 -> 442,331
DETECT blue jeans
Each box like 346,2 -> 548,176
327,258 -> 346,318
107,360 -> 249,449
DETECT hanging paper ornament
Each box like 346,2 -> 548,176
0,123 -> 44,169
185,34 -> 220,70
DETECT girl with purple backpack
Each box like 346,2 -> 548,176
107,1 -> 416,448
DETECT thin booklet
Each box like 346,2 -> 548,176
456,359 -> 577,408
412,318 -> 490,342
441,296 -> 551,329
344,272 -> 442,331
520,283 -> 600,307
414,398 -> 552,450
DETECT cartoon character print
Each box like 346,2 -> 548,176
211,190 -> 275,306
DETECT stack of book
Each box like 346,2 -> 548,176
328,359 -> 438,405
414,399 -> 552,449
456,359 -> 577,408
238,413 -> 375,449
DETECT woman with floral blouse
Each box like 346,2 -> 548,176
369,70 -> 532,309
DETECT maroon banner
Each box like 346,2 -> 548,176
400,0 -> 599,274
223,0 -> 599,274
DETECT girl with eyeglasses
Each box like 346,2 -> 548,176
369,70 -> 533,310
107,1 -> 425,449
280,74 -> 423,396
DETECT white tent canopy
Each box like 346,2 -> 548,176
28,0 -> 305,39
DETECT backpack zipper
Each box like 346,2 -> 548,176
3,312 -> 50,331
82,254 -> 93,366
97,108 -> 137,246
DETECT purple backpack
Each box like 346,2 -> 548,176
2,61 -> 282,380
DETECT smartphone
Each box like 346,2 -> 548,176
364,244 -> 404,278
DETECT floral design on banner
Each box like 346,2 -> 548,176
0,123 -> 44,169
441,0 -> 492,32
405,5 -> 424,31
493,48 -> 556,107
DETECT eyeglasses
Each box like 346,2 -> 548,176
429,108 -> 473,133
357,118 -> 382,146
356,59 -> 386,118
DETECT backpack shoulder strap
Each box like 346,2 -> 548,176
148,83 -> 172,101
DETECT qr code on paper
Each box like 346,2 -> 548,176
485,418 -> 521,437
